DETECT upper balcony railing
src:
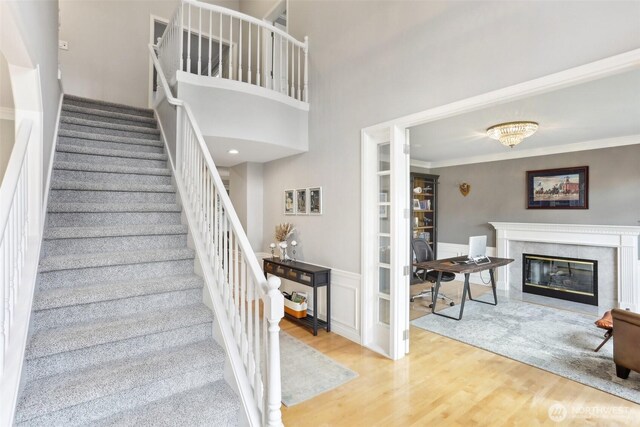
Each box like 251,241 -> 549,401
157,0 -> 309,103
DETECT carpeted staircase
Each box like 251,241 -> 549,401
14,95 -> 240,426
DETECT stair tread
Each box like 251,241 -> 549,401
53,161 -> 170,176
61,116 -> 160,135
64,95 -> 154,117
38,247 -> 195,272
33,274 -> 203,311
48,202 -> 181,213
93,380 -> 240,427
62,104 -> 157,124
26,303 -> 213,360
17,339 -> 224,423
57,144 -> 167,160
51,180 -> 175,193
58,129 -> 162,147
44,224 -> 187,240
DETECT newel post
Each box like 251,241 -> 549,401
265,275 -> 284,427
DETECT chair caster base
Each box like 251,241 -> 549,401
449,302 -> 455,306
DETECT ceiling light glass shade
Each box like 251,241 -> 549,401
486,121 -> 539,148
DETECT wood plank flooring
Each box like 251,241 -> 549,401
281,282 -> 640,426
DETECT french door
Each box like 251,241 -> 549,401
361,126 -> 410,359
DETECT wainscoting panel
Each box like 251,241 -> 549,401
257,253 -> 362,343
437,242 -> 497,286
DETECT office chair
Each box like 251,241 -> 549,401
410,238 -> 455,307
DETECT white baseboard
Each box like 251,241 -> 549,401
437,242 -> 497,286
257,252 -> 362,344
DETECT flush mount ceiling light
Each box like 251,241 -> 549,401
486,121 -> 539,148
228,149 -> 239,155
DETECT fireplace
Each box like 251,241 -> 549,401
523,254 -> 598,306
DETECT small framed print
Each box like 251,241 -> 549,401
296,188 -> 308,214
379,191 -> 388,219
284,189 -> 295,215
309,187 -> 322,215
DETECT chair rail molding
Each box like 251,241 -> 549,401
490,222 -> 640,312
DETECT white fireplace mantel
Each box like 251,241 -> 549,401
489,222 -> 640,311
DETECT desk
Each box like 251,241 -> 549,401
263,258 -> 330,335
415,256 -> 513,320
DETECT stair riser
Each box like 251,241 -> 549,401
55,151 -> 167,169
32,288 -> 202,331
47,211 -> 182,227
60,122 -> 159,141
38,259 -> 194,290
23,323 -> 211,383
42,234 -> 188,257
18,366 -> 222,426
61,111 -> 157,129
52,169 -> 171,185
58,136 -> 164,154
64,99 -> 154,118
49,189 -> 176,204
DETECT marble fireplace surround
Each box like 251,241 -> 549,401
490,222 -> 640,312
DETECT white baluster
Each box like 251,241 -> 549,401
198,7 -> 202,75
238,20 -> 243,82
179,3 -> 184,72
304,36 -> 309,102
187,4 -> 191,73
279,35 -> 283,93
248,24 -> 252,85
208,10 -> 212,77
257,26 -> 261,87
218,13 -> 222,78
297,45 -> 301,100
1,238 -> 5,375
228,17 -> 233,79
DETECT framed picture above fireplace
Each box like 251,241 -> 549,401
526,166 -> 588,209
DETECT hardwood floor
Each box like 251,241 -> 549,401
280,284 -> 640,426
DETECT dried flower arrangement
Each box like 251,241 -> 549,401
275,223 -> 295,242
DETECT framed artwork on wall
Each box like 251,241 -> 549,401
526,166 -> 589,209
284,189 -> 295,215
309,187 -> 322,215
379,191 -> 388,219
296,188 -> 308,214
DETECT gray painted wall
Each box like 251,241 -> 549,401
7,0 -> 61,191
258,0 -> 640,274
230,162 -> 264,250
428,144 -> 640,247
59,0 -> 239,109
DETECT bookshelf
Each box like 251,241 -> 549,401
410,173 -> 439,260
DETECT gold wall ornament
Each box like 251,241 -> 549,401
459,182 -> 471,197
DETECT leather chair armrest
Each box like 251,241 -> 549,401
612,308 -> 640,373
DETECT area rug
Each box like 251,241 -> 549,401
411,297 -> 640,404
279,332 -> 358,406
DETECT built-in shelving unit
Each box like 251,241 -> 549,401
410,173 -> 439,260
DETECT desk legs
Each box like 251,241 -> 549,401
313,285 -> 318,336
467,268 -> 498,306
432,272 -> 470,321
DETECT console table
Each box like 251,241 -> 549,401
263,258 -> 331,336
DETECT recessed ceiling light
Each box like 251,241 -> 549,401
228,149 -> 239,155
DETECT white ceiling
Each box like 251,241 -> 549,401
205,136 -> 305,168
409,69 -> 640,167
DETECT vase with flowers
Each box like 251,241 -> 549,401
274,223 -> 295,261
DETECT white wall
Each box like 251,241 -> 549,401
230,162 -> 264,251
59,0 -> 239,109
256,0 -> 640,275
3,0 -> 61,191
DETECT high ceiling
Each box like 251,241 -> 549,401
409,69 -> 640,167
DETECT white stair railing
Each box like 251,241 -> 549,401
0,119 -> 43,426
157,0 -> 309,102
150,44 -> 284,427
